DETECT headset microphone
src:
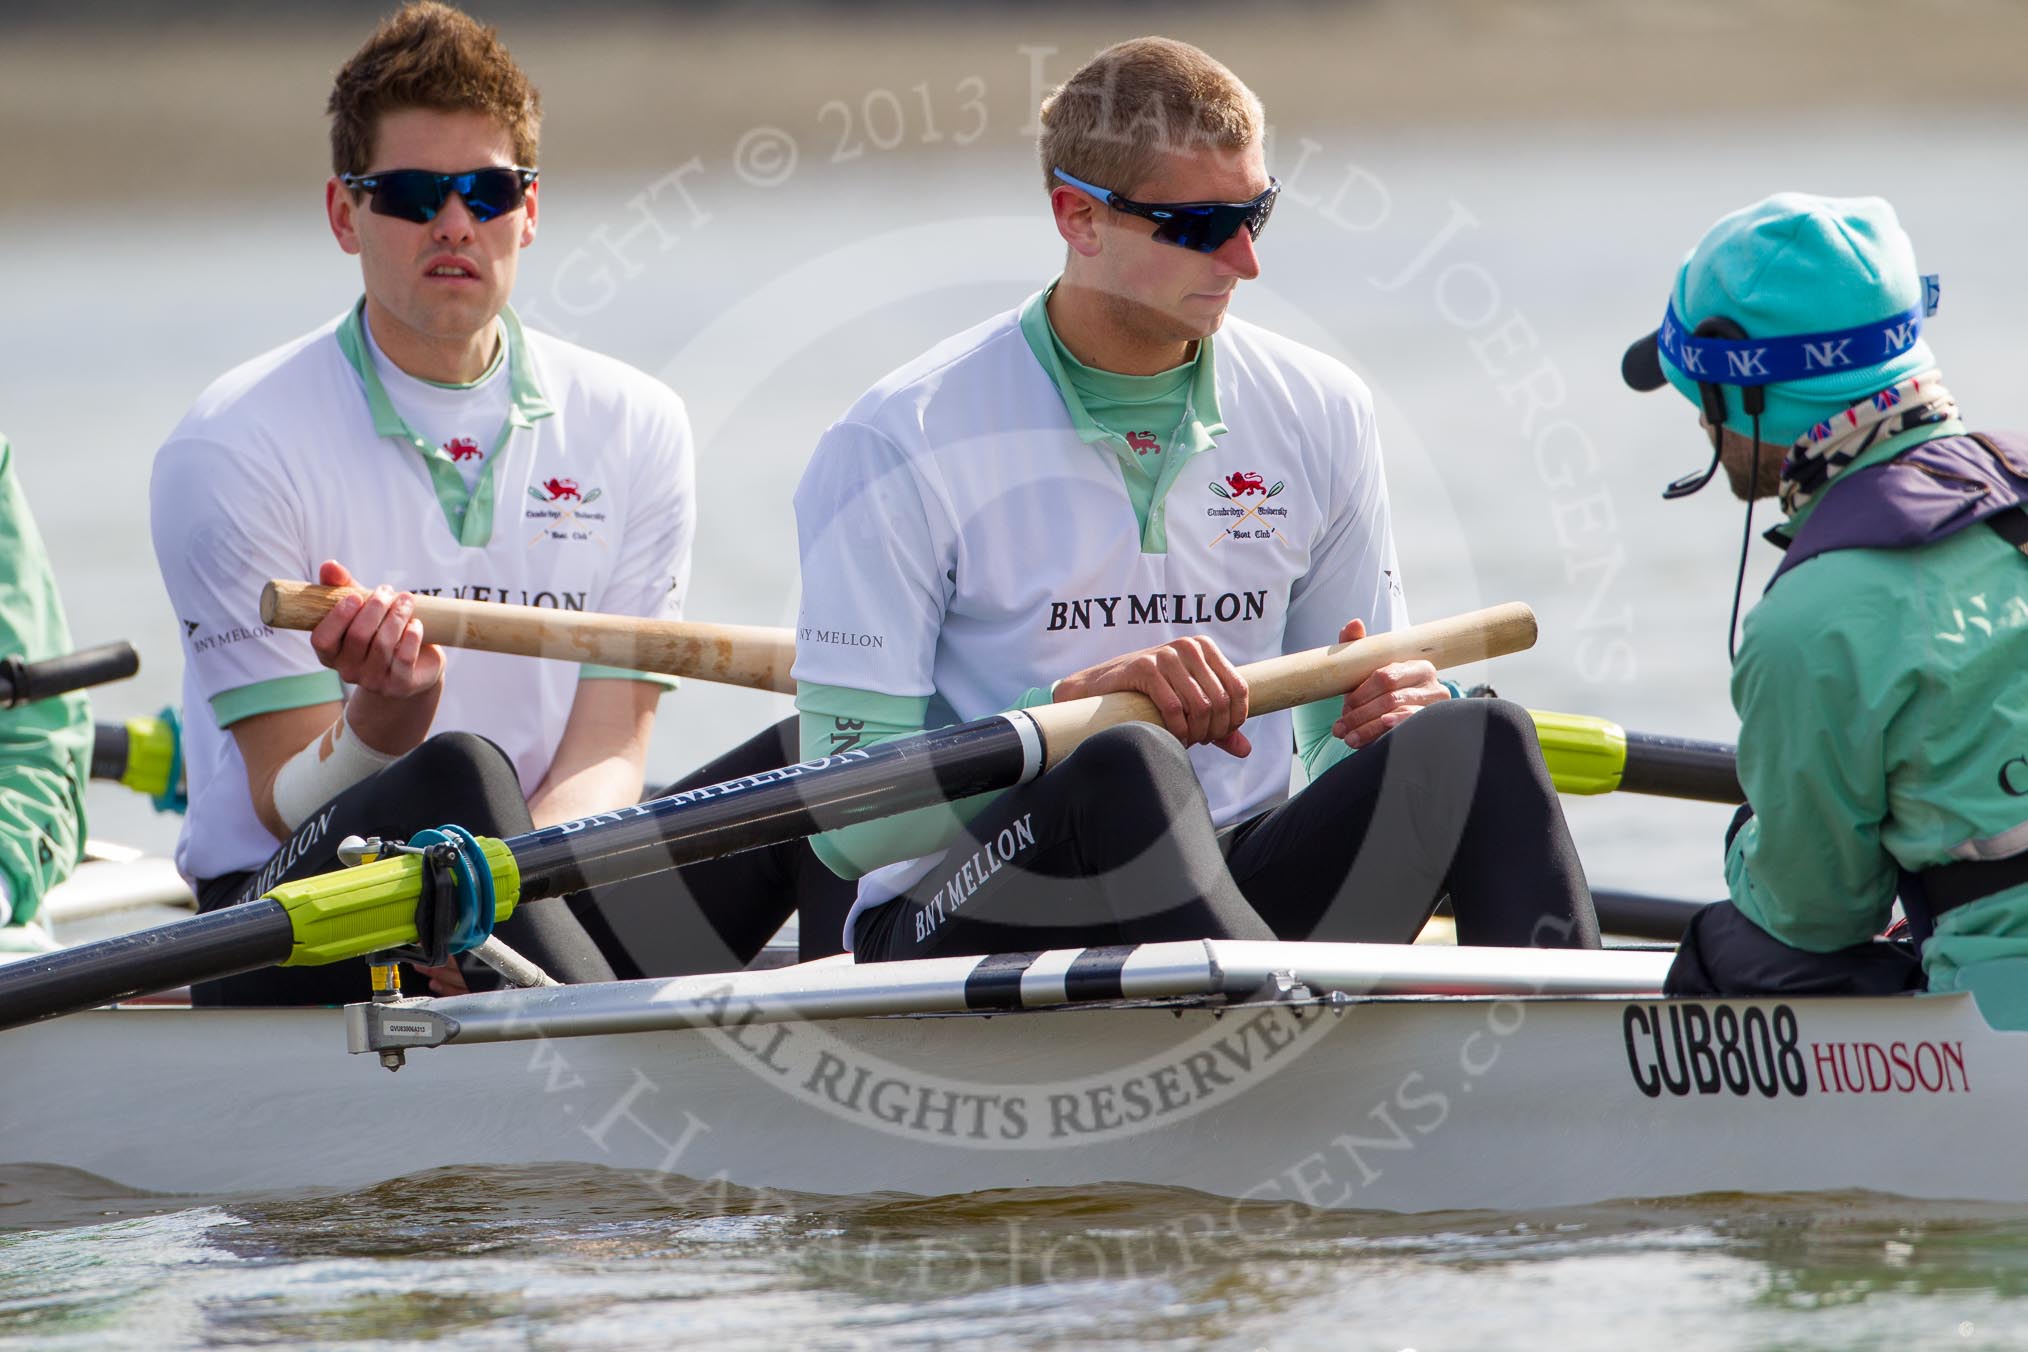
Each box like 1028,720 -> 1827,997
1662,454 -> 1722,500
1674,316 -> 1772,662
1660,316 -> 1763,501
1644,315 -> 1771,657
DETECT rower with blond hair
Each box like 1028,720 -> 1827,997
793,37 -> 1600,962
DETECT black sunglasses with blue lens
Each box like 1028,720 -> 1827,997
339,166 -> 539,224
1052,168 -> 1279,253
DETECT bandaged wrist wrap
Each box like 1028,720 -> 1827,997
270,706 -> 400,830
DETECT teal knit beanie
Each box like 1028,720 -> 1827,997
1622,193 -> 1934,447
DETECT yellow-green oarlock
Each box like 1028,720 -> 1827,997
273,837 -> 519,967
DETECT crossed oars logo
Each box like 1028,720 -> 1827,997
1207,477 -> 1286,547
527,479 -> 606,547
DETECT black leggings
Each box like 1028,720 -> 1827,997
194,718 -> 855,1006
855,698 -> 1599,961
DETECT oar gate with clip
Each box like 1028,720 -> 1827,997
0,603 -> 1538,1032
91,711 -> 186,812
1531,710 -> 1743,804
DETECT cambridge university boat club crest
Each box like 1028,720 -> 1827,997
1206,470 -> 1289,546
526,476 -> 608,546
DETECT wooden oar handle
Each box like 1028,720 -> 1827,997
1024,602 -> 1538,770
259,580 -> 797,695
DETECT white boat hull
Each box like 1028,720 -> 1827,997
0,979 -> 2003,1213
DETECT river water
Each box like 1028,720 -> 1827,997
3,111 -> 2027,1345
4,1164 -> 2025,1350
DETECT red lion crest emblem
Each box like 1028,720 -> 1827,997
542,477 -> 581,501
445,438 -> 482,462
1225,471 -> 1267,497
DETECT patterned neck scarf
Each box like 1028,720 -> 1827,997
1779,369 -> 1958,514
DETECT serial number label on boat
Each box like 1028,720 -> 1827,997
382,1021 -> 437,1038
1621,1003 -> 1970,1099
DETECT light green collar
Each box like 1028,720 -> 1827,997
1050,325 -> 1193,406
1017,285 -> 1226,553
418,338 -> 506,391
1019,286 -> 1226,445
336,300 -> 553,546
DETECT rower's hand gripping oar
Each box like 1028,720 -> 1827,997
1022,603 -> 1538,768
0,603 -> 1535,1032
261,579 -> 798,695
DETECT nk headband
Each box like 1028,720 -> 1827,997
1656,274 -> 1941,388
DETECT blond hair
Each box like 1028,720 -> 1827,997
1037,37 -> 1264,195
328,1 -> 541,176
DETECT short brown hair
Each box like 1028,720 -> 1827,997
1037,38 -> 1264,195
327,2 -> 541,177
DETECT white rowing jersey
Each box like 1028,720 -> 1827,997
151,302 -> 694,883
793,301 -> 1406,927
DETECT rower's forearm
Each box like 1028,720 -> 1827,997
809,797 -> 997,880
796,682 -> 1047,879
343,685 -> 441,759
529,757 -> 647,830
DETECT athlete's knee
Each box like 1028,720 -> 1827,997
402,730 -> 513,782
396,732 -> 527,830
1062,722 -> 1205,822
1415,697 -> 1541,766
1469,698 -> 1540,753
1070,721 -> 1193,784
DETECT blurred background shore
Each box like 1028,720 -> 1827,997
10,0 -> 2028,205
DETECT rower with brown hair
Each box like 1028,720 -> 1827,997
150,1 -> 851,1006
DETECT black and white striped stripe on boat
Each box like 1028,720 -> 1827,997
347,939 -> 1675,1055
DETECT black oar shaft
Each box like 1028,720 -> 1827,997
0,641 -> 139,708
512,719 -> 1031,897
91,723 -> 128,781
1621,732 -> 1744,804
0,715 -> 1037,1034
1594,889 -> 1709,943
0,900 -> 295,1030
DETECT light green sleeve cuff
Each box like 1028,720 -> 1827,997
208,670 -> 345,728
1292,694 -> 1352,786
1013,686 -> 1055,711
579,664 -> 680,690
796,681 -> 1007,880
